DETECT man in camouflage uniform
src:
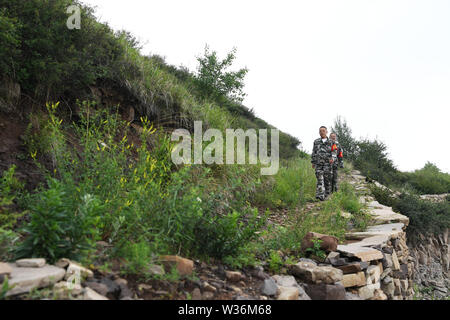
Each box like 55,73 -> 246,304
311,126 -> 337,201
330,133 -> 344,193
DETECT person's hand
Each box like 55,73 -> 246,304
329,159 -> 334,164
312,164 -> 315,169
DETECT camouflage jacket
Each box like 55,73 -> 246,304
332,141 -> 344,168
311,137 -> 337,166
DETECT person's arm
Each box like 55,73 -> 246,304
338,146 -> 344,168
311,141 -> 317,168
330,142 -> 338,164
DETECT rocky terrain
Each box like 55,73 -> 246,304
1,170 -> 448,300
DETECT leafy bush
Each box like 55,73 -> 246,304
15,179 -> 102,263
370,184 -> 450,242
0,227 -> 18,261
0,165 -> 24,230
404,162 -> 450,194
19,102 -> 268,264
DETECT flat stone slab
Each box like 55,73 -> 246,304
337,245 -> 383,262
345,223 -> 405,242
5,263 -> 66,297
16,258 -> 46,268
369,208 -> 409,226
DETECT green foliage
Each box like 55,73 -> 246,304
0,0 -> 125,98
305,238 -> 326,260
354,138 -> 399,186
15,179 -> 102,263
0,165 -> 24,230
118,241 -> 153,277
255,158 -> 316,209
370,184 -> 450,242
0,228 -> 18,261
403,162 -> 450,194
0,8 -> 21,78
19,102 -> 268,264
194,45 -> 248,103
267,250 -> 284,273
0,276 -> 11,300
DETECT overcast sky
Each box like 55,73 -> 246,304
81,0 -> 450,173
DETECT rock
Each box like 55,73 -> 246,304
148,264 -> 165,276
203,282 -> 217,293
371,289 -> 388,300
304,283 -> 346,300
345,292 -> 362,300
335,262 -> 361,274
192,288 -> 202,300
359,261 -> 370,270
100,277 -> 121,298
301,232 -> 338,253
225,270 -> 244,282
0,262 -> 13,280
261,278 -> 278,296
381,267 -> 392,280
291,262 -> 343,284
400,279 -> 408,293
159,255 -> 194,276
382,253 -> 393,269
6,263 -> 65,297
251,266 -> 269,280
382,246 -> 393,254
298,258 -> 317,266
393,278 -> 401,295
393,264 -> 408,279
277,286 -> 299,300
325,252 -> 340,264
137,284 -> 152,292
366,264 -> 382,284
16,258 -> 46,268
391,250 -> 400,270
382,276 -> 392,284
85,281 -> 109,296
115,278 -> 133,299
83,287 -> 109,300
341,272 -> 366,288
202,291 -> 214,300
337,244 -> 383,262
357,285 -> 375,300
272,275 -> 299,288
55,258 -> 70,269
381,280 -> 395,298
65,261 -> 94,281
53,281 -> 83,298
230,285 -> 242,294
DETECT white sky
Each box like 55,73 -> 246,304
81,0 -> 450,173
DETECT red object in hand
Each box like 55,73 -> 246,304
339,151 -> 343,158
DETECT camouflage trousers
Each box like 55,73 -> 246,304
315,164 -> 332,200
331,166 -> 339,193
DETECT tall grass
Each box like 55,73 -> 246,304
254,158 -> 316,209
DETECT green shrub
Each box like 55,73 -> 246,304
404,162 -> 450,195
0,165 -> 24,230
0,227 -> 18,261
370,184 -> 450,242
15,179 -> 101,263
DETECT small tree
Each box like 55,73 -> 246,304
194,45 -> 248,103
